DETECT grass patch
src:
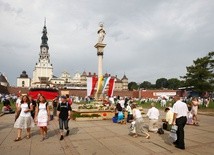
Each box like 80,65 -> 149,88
135,100 -> 214,112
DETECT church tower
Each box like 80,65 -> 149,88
31,21 -> 53,87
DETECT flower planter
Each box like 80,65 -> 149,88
75,117 -> 103,121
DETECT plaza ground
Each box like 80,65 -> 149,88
0,109 -> 214,155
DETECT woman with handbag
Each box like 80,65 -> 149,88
14,95 -> 35,141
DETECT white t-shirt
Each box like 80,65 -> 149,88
172,100 -> 188,118
147,107 -> 159,120
119,100 -> 125,108
16,98 -> 21,108
20,103 -> 32,117
133,109 -> 142,119
126,105 -> 133,115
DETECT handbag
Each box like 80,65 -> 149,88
169,125 -> 178,142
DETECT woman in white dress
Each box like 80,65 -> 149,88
14,95 -> 34,141
191,97 -> 199,126
35,95 -> 50,141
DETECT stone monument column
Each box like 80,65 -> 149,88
94,23 -> 106,99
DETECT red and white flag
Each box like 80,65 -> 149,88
108,78 -> 115,97
87,76 -> 98,96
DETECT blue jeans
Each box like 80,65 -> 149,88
59,118 -> 69,131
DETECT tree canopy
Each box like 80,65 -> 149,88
127,52 -> 214,93
182,51 -> 214,94
128,81 -> 139,91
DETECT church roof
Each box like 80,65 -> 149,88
0,74 -> 8,83
122,74 -> 128,80
81,71 -> 87,77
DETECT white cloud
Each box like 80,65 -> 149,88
0,0 -> 214,85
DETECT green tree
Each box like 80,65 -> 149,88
167,78 -> 182,89
156,78 -> 168,89
139,81 -> 152,89
128,82 -> 139,91
182,52 -> 214,94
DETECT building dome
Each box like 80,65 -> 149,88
20,71 -> 28,78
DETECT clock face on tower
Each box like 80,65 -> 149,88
42,47 -> 46,53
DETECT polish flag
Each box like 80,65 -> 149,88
108,78 -> 115,97
87,76 -> 98,96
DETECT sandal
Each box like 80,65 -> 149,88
193,122 -> 199,126
132,135 -> 138,138
146,135 -> 150,139
26,135 -> 30,139
40,137 -> 45,142
14,137 -> 21,142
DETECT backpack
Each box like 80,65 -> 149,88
58,102 -> 69,110
37,102 -> 48,110
157,128 -> 164,134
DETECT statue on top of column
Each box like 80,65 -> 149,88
97,23 -> 106,43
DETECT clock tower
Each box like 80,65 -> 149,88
31,21 -> 53,87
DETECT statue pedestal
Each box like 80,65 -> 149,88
94,43 -> 106,55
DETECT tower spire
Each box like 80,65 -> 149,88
41,19 -> 48,48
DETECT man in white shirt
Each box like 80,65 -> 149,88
15,96 -> 21,109
147,103 -> 160,132
119,97 -> 125,109
172,96 -> 188,150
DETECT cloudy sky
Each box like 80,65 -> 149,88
0,0 -> 214,86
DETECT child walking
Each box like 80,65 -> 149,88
57,96 -> 71,140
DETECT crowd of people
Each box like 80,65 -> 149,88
0,92 -> 212,150
12,93 -> 72,142
110,95 -> 205,150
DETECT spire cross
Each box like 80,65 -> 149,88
44,17 -> 46,26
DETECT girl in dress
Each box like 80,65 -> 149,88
35,95 -> 50,141
14,95 -> 34,141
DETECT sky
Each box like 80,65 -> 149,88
0,0 -> 214,86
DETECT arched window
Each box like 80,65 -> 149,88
22,81 -> 25,87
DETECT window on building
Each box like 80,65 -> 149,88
22,81 -> 25,87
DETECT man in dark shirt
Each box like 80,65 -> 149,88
57,96 -> 71,140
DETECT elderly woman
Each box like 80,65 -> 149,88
131,104 -> 150,139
